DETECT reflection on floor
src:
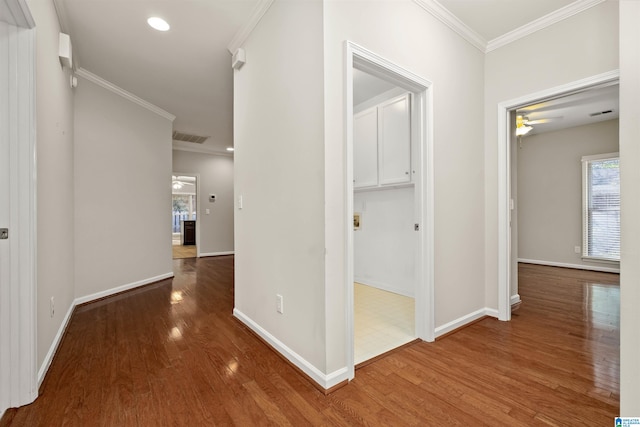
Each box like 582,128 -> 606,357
172,245 -> 196,259
354,282 -> 415,365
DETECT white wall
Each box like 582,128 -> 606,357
517,120 -> 619,269
484,1 -> 619,308
172,150 -> 234,255
74,78 -> 173,298
233,1 -> 327,373
324,0 -> 486,372
354,187 -> 415,297
619,0 -> 640,414
27,0 -> 76,371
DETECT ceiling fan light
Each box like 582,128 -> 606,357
516,125 -> 533,136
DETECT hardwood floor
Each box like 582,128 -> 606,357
1,259 -> 619,426
172,244 -> 197,259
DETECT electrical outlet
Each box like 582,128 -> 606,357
574,246 -> 581,254
276,294 -> 283,314
50,297 -> 55,318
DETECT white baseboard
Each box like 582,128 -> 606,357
37,272 -> 174,388
199,251 -> 234,258
74,272 -> 174,306
511,294 -> 521,306
435,308 -> 496,338
353,277 -> 413,298
518,258 -> 620,273
233,308 -> 348,390
37,300 -> 75,388
484,307 -> 499,318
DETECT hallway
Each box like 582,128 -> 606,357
1,258 -> 619,425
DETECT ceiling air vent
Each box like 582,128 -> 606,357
589,109 -> 614,117
172,131 -> 209,144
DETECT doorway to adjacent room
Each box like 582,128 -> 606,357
172,174 -> 198,259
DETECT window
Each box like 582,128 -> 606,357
582,153 -> 620,262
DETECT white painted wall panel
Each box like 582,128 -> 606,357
233,1 -> 326,372
74,78 -> 173,298
26,0 -> 76,372
619,0 -> 640,414
517,120 -> 619,269
354,187 -> 415,297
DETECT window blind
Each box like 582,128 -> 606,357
582,153 -> 620,262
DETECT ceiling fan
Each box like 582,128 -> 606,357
172,175 -> 195,190
516,114 -> 563,136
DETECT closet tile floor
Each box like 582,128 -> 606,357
354,282 -> 415,365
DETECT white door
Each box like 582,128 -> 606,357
0,19 -> 12,414
0,4 -> 38,411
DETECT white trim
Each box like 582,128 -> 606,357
227,0 -> 274,54
412,0 -> 606,53
172,142 -> 234,157
412,0 -> 486,52
582,152 -> 619,162
37,301 -> 75,387
486,0 -> 606,52
510,294 -> 521,306
434,308 -> 496,338
345,41 -> 435,382
354,278 -> 413,298
199,251 -> 235,258
497,70 -> 620,321
233,309 -> 349,390
75,68 -> 176,122
518,258 -> 620,274
2,0 -> 35,28
73,272 -> 174,306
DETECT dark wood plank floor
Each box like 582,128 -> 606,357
1,259 -> 619,426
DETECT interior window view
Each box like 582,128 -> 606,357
172,175 -> 197,259
4,0 -> 638,425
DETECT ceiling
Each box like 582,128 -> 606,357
517,84 -> 619,136
54,0 -> 611,154
436,0 -> 575,41
54,0 -> 258,154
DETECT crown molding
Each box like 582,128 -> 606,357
75,68 -> 175,122
227,0 -> 274,54
172,141 -> 233,157
2,0 -> 35,28
486,0 -> 606,52
412,0 -> 487,52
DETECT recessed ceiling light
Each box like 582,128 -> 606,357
226,147 -> 234,152
147,17 -> 170,32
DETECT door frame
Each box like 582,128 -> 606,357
172,172 -> 201,258
0,0 -> 38,415
496,70 -> 620,320
344,41 -> 434,380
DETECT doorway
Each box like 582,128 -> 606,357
497,71 -> 620,320
345,41 -> 434,378
172,174 -> 198,259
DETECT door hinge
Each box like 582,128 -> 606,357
0,228 -> 8,239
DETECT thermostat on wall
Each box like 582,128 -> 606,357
209,194 -> 216,202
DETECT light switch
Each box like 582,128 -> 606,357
205,209 -> 210,215
238,195 -> 243,210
